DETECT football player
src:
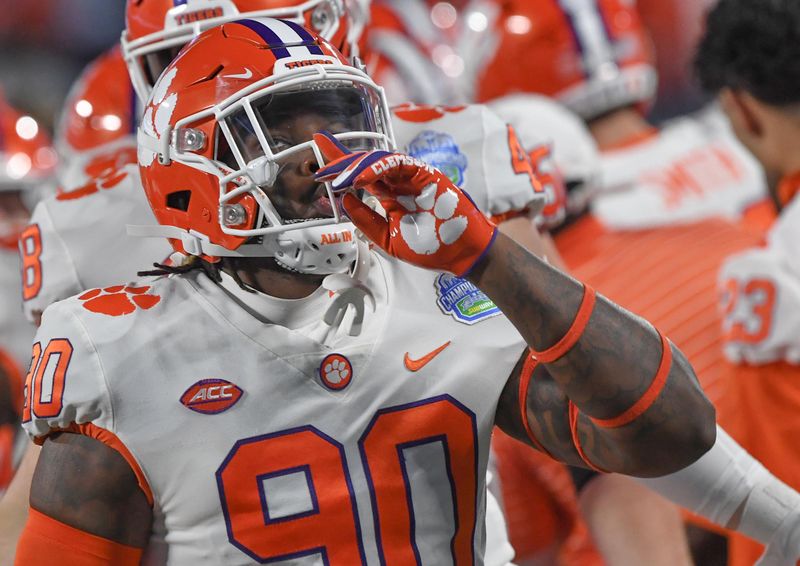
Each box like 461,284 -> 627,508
696,1 -> 800,564
54,46 -> 140,193
14,18 -> 716,564
6,1 -> 551,563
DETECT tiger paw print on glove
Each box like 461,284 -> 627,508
313,132 -> 497,276
395,182 -> 467,255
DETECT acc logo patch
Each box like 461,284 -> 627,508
180,379 -> 243,415
319,354 -> 352,391
435,273 -> 501,325
406,130 -> 468,188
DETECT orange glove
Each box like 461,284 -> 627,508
314,132 -> 497,276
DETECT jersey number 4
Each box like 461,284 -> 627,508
216,395 -> 479,564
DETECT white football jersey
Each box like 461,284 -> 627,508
391,104 -> 546,219
19,164 -> 173,323
592,105 -> 768,229
24,251 -> 526,565
0,247 -> 34,377
719,196 -> 800,365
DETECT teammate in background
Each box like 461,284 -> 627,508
696,1 -> 800,563
362,0 -> 465,104
15,19 -> 717,564
0,96 -> 56,554
54,46 -> 140,192
468,0 -> 769,229
461,0 -> 800,563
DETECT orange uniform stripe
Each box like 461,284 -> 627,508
533,286 -> 596,363
15,508 -> 143,566
590,332 -> 672,428
517,353 -> 554,457
567,402 -> 608,473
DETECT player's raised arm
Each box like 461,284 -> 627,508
472,231 -> 715,476
316,135 -> 716,477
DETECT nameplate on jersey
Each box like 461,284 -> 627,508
434,273 -> 500,325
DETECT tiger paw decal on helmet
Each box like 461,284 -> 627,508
79,285 -> 161,317
138,67 -> 178,168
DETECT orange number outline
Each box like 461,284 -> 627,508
722,278 -> 777,344
507,125 -> 544,194
19,224 -> 43,301
216,395 -> 479,564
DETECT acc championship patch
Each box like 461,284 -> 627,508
406,130 -> 468,187
435,273 -> 501,325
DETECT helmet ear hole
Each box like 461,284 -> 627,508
166,190 -> 192,211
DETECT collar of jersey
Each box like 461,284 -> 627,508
215,272 -> 331,331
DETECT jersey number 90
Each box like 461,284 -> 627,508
216,395 -> 479,564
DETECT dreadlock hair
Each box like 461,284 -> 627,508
695,0 -> 800,106
138,255 -> 255,292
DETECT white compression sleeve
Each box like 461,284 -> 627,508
635,426 -> 800,564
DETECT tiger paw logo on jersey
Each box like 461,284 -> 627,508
180,379 -> 243,415
406,130 -> 468,188
319,354 -> 352,391
79,285 -> 161,316
435,273 -> 501,325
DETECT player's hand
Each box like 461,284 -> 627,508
314,131 -> 497,276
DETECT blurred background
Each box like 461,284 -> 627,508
0,0 -> 124,128
0,0 -> 714,133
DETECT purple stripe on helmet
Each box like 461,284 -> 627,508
173,0 -> 188,6
235,19 -> 292,59
128,83 -> 138,135
278,19 -> 325,55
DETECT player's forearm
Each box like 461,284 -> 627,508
469,232 -> 716,475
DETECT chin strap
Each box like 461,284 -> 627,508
321,232 -> 375,343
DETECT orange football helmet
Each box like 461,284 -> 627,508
134,17 -> 394,274
471,0 -> 657,120
55,46 -> 140,190
122,0 -> 370,103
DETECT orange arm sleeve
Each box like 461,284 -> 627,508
15,508 -> 143,566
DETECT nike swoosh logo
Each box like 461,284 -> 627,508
404,341 -> 451,372
225,68 -> 253,80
